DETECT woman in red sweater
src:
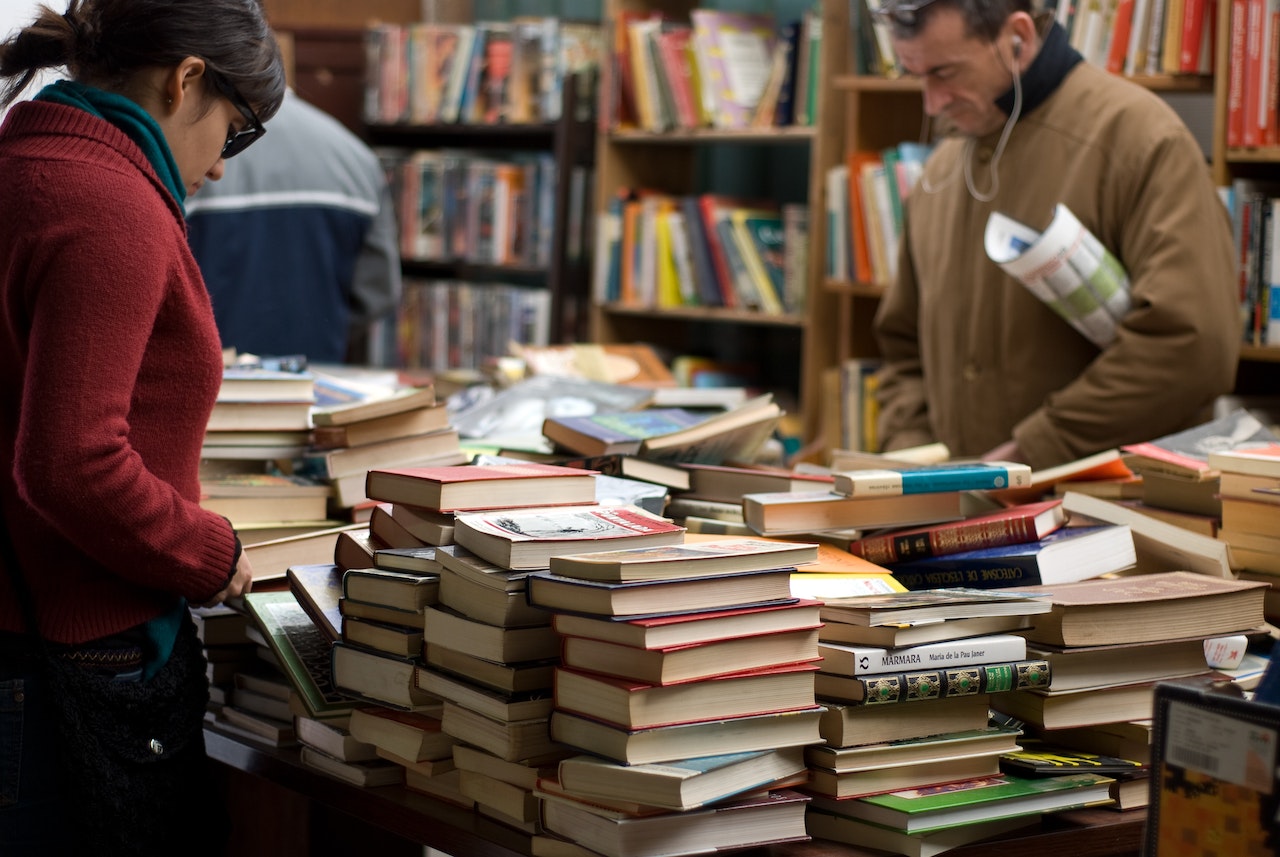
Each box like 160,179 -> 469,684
0,1 -> 284,853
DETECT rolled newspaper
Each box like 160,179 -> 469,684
984,204 -> 1131,348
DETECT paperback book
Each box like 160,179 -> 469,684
848,499 -> 1065,564
832,461 -> 1033,496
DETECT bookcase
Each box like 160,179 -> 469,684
827,0 -> 1280,431
362,25 -> 599,369
589,0 -> 845,453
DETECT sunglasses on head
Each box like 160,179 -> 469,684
872,0 -> 943,27
207,72 -> 265,159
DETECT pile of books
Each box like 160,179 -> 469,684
528,536 -> 827,855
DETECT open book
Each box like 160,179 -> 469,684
984,204 -> 1131,348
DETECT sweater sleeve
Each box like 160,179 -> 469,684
13,160 -> 238,602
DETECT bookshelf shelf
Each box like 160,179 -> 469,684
1240,344 -> 1280,363
823,278 -> 887,298
607,126 -> 818,144
597,302 -> 807,327
1225,147 -> 1280,164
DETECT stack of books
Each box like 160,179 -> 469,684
741,460 -> 1032,538
990,572 -> 1268,734
528,537 -> 827,854
1207,444 -> 1280,581
203,364 -> 316,462
302,384 -> 466,511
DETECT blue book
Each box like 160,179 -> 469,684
888,524 -> 1137,591
542,408 -> 710,457
832,461 -> 1033,497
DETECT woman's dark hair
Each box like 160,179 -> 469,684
0,0 -> 285,117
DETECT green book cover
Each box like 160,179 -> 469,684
242,590 -> 359,720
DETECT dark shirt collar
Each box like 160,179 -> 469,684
994,20 -> 1083,117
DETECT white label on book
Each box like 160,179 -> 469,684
1167,700 -> 1277,793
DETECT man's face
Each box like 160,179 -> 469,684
891,7 -> 1015,137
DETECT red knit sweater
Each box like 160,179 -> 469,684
0,101 -> 238,643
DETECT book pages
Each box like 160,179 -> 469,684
984,204 -> 1131,348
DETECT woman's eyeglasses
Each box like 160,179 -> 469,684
207,72 -> 265,159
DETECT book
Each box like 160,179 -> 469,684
293,715 -> 378,763
285,562 -> 344,643
818,613 -> 1035,648
1121,408 -> 1280,481
364,462 -> 598,513
552,661 -> 818,730
390,503 -> 456,546
302,429 -> 463,481
217,367 -> 315,403
329,641 -> 436,711
342,566 -> 439,613
206,400 -> 313,432
1146,680 -> 1280,855
636,394 -> 782,465
240,591 -> 360,720
829,772 -> 1116,834
818,588 -> 1053,627
422,604 -> 559,663
818,694 -> 993,749
541,408 -> 710,456
240,523 -> 364,583
805,810 -> 1038,857
887,524 -> 1137,591
679,462 -> 834,503
526,567 -> 795,618
298,746 -> 405,788
549,706 -> 824,767
999,740 -> 1148,777
347,705 -> 457,762
1060,490 -> 1234,578
341,615 -> 423,657
424,645 -> 556,696
807,751 -> 1005,799
333,526 -> 382,573
309,402 -> 451,450
561,626 -> 820,685
438,699 -> 558,762
1207,442 -> 1280,477
189,603 -> 250,647
817,633 -> 1028,677
742,490 -> 966,536
849,499 -> 1066,564
310,383 -> 436,427
417,668 -> 554,722
808,725 -> 1022,773
991,676 -> 1193,730
438,564 -> 551,627
990,448 -> 1134,505
551,598 -> 822,650
552,452 -> 691,491
1030,636 -> 1219,692
372,544 -> 439,573
816,659 -> 1051,706
452,504 -> 685,570
556,747 -> 806,812
546,537 -> 816,582
833,461 -> 1033,496
199,474 -> 330,525
540,789 -> 810,857
687,10 -> 777,129
1006,571 -> 1268,647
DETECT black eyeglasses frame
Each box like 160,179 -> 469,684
207,72 -> 265,159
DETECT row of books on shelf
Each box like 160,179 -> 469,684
593,189 -> 809,314
380,148 -> 586,269
396,279 -> 552,374
363,19 -> 603,126
1225,0 -> 1280,147
825,143 -> 930,286
850,0 -> 1215,78
1224,177 -> 1280,347
606,6 -> 823,132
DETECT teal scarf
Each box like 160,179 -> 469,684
36,79 -> 186,212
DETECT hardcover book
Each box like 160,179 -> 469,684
452,504 -> 685,570
541,408 -> 709,457
826,772 -> 1115,834
999,740 -> 1148,777
555,747 -> 806,811
833,461 -> 1033,497
525,567 -> 795,618
848,499 -> 1066,564
285,562 -> 344,644
330,641 -> 438,711
347,705 -> 457,763
680,462 -> 833,503
547,537 -> 817,582
551,598 -> 822,650
1005,570 -> 1268,647
815,659 -> 1051,706
817,633 -> 1028,677
1121,408 -> 1280,481
342,566 -> 440,612
548,707 -> 825,766
365,462 -> 599,513
552,661 -> 819,730
806,810 -> 1039,857
807,725 -> 1022,774
817,587 -> 1053,627
818,696 -> 994,749
742,489 -> 966,536
887,524 -> 1137,591
310,384 -> 437,427
806,752 -> 1005,800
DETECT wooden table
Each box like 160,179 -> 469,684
205,727 -> 1146,857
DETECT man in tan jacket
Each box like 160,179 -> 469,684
872,0 -> 1239,469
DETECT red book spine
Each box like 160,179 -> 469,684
1245,0 -> 1266,147
852,516 -> 1038,564
1106,0 -> 1137,74
1180,0 -> 1206,71
1267,4 -> 1280,145
1228,0 -> 1248,147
